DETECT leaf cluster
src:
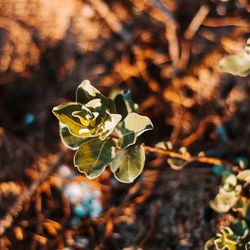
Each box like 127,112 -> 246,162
205,170 -> 250,249
205,220 -> 249,250
205,37 -> 250,250
52,80 -> 153,183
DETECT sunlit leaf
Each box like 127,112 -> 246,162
155,141 -> 173,150
167,158 -> 187,170
237,170 -> 250,183
99,113 -> 122,140
219,52 -> 250,77
114,90 -> 138,118
72,106 -> 93,127
85,98 -> 102,109
214,227 -> 238,250
204,238 -> 216,250
53,80 -> 153,184
85,99 -> 108,127
52,102 -> 91,137
76,80 -> 101,103
59,124 -> 86,150
118,112 -> 153,148
223,174 -> 237,191
205,221 -> 249,250
111,144 -> 145,183
76,80 -> 116,112
74,138 -> 115,179
210,189 -> 239,213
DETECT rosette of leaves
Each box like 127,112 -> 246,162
52,80 -> 153,183
205,220 -> 249,250
219,38 -> 250,77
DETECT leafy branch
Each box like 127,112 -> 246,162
52,80 -> 153,183
204,38 -> 250,250
53,80 -> 233,184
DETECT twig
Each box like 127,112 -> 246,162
0,127 -> 4,148
143,145 -> 230,166
129,0 -> 179,72
110,132 -> 227,166
184,5 -> 210,40
87,0 -> 133,45
178,5 -> 210,70
182,115 -> 222,147
0,152 -> 65,236
147,0 -> 180,71
203,17 -> 249,27
30,193 -> 44,249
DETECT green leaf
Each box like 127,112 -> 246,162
214,227 -> 238,250
167,158 -> 187,170
230,220 -> 249,239
52,102 -> 92,137
245,241 -> 250,250
76,80 -> 100,103
111,144 -> 145,183
219,52 -> 250,77
155,141 -> 173,150
86,98 -> 107,124
204,221 -> 249,250
72,105 -> 93,127
204,238 -> 216,250
223,174 -> 237,191
59,124 -> 86,150
114,90 -> 138,119
237,170 -> 250,183
74,137 -> 115,179
76,80 -> 116,113
99,113 -> 122,140
117,112 -> 153,148
85,98 -> 102,109
210,189 -> 239,213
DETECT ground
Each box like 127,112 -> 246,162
0,0 -> 250,249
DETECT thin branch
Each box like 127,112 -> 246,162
178,4 -> 210,70
0,152 -> 65,236
129,0 -> 180,72
203,17 -> 249,27
110,132 -> 228,166
88,0 -> 133,45
184,5 -> 210,40
143,145 -> 230,166
152,0 -> 180,70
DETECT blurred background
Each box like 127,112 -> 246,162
0,0 -> 249,249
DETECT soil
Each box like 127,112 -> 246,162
0,0 -> 250,249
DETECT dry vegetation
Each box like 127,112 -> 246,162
0,0 -> 250,249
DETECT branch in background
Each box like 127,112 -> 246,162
88,0 -> 133,45
0,152 -> 65,236
203,17 -> 249,27
178,4 -> 210,70
149,0 -> 180,71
